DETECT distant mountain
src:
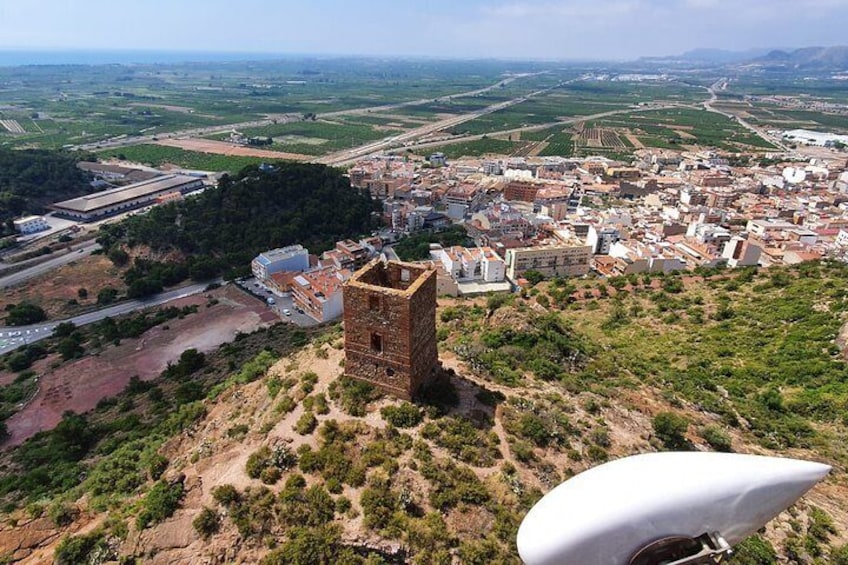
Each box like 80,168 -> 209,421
637,47 -> 776,66
752,46 -> 848,69
678,48 -> 774,64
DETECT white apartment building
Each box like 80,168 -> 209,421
722,237 -> 762,268
432,246 -> 506,283
586,225 -> 621,254
251,245 -> 310,281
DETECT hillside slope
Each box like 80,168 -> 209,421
1,262 -> 848,564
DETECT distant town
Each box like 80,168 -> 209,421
8,134 -> 848,330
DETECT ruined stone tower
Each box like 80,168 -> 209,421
343,259 -> 438,400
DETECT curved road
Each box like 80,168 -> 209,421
0,281 -> 216,355
703,78 -> 787,151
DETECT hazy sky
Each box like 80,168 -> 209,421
1,0 -> 846,60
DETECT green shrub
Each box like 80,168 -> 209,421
136,480 -> 184,529
275,395 -> 296,415
246,445 -> 297,482
260,524 -> 355,565
586,444 -> 608,462
420,458 -> 489,511
421,416 -> 501,466
808,506 -> 836,542
523,270 -> 545,285
700,425 -> 732,452
97,287 -> 119,305
48,501 -> 79,527
246,446 -> 274,479
729,535 -> 777,564
235,350 -> 278,384
360,476 -> 399,531
279,481 -> 336,528
380,402 -> 423,428
266,375 -> 288,398
458,536 -> 506,564
227,485 -> 277,538
832,543 -> 848,565
148,453 -> 169,480
329,376 -> 381,416
303,393 -> 330,415
211,484 -> 240,507
226,424 -> 249,439
652,412 -> 689,450
192,507 -> 220,540
5,302 -> 47,326
260,466 -> 282,485
54,531 -> 112,565
295,412 -> 318,435
296,422 -> 366,487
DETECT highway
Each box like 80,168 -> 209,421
703,78 -> 787,151
71,74 -> 544,153
72,115 -> 303,152
0,280 -> 215,355
326,102 -> 683,166
319,82 -> 564,166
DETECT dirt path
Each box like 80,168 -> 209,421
154,138 -> 312,161
623,132 -> 645,149
526,140 -> 550,157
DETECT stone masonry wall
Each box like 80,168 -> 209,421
343,261 -> 437,399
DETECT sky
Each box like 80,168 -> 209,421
0,0 -> 847,61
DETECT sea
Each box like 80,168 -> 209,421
0,49 -> 295,67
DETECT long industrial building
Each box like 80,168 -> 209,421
51,174 -> 204,222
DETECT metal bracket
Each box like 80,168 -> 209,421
630,532 -> 733,565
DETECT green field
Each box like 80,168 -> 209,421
446,93 -> 635,137
438,78 -> 707,139
538,131 -> 575,157
211,120 -> 389,156
417,138 -> 526,159
585,108 -> 777,151
0,58 -> 537,150
98,144 -> 268,172
520,125 -> 576,156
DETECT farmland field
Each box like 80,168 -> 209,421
415,138 -> 527,159
208,120 -> 389,156
441,80 -> 704,138
756,108 -> 848,133
97,144 -> 268,172
0,58 -> 546,150
582,108 -> 777,151
575,127 -> 627,150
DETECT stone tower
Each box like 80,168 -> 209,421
343,259 -> 438,399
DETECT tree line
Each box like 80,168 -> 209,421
98,162 -> 380,296
0,148 -> 95,236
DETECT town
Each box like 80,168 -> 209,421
225,143 -> 848,326
5,134 -> 848,332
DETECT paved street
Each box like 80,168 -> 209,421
235,277 -> 320,327
0,242 -> 101,289
0,280 -> 216,355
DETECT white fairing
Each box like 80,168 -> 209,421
517,452 -> 830,565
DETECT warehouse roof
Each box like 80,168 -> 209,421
52,174 -> 199,213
